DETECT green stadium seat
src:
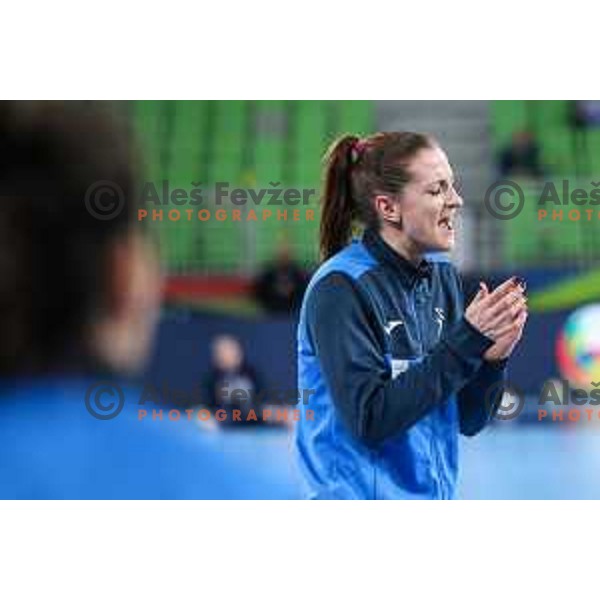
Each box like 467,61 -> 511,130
491,100 -> 528,149
132,100 -> 375,273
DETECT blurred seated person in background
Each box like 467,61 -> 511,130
499,129 -> 544,179
203,335 -> 282,428
569,100 -> 600,175
570,100 -> 600,129
0,101 -> 295,499
253,240 -> 307,314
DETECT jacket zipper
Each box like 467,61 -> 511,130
410,281 -> 445,499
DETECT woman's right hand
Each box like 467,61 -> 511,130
465,278 -> 527,342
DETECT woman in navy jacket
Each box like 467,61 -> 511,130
295,132 -> 527,499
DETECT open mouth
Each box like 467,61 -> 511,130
438,216 -> 454,231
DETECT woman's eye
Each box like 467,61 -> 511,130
430,188 -> 442,196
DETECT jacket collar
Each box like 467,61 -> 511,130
362,228 -> 432,287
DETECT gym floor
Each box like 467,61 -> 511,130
205,422 -> 600,500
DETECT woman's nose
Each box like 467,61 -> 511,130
447,187 -> 463,208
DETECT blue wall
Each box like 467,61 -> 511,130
146,308 -> 298,397
146,304 -> 569,398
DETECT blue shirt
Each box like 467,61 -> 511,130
0,376 -> 297,499
295,229 -> 506,499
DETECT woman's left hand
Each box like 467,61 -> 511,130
483,306 -> 528,361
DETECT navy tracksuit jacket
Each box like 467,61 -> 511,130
295,228 -> 506,499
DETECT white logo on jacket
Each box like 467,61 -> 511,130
391,359 -> 410,379
434,307 -> 446,337
384,320 -> 404,336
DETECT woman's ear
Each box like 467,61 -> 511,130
104,233 -> 162,322
94,232 -> 162,373
374,194 -> 402,227
102,235 -> 133,320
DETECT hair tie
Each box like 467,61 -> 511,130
350,139 -> 366,163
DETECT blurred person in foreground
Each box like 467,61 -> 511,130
0,101 -> 296,499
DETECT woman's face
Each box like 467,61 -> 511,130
395,145 -> 463,255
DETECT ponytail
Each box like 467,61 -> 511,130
318,131 -> 435,263
319,135 -> 360,261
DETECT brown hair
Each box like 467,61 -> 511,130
0,101 -> 140,375
319,132 -> 434,260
